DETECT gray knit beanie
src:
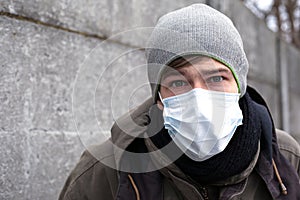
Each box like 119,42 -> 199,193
146,4 -> 249,101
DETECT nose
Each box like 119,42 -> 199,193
192,79 -> 208,90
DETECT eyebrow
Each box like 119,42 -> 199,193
162,67 -> 231,80
161,70 -> 183,80
200,68 -> 232,76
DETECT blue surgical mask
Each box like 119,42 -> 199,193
159,88 -> 243,161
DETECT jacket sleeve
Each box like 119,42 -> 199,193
59,146 -> 119,200
276,129 -> 300,176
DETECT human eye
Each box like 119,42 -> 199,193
207,76 -> 224,83
170,80 -> 188,88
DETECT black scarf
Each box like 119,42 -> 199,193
150,92 -> 262,183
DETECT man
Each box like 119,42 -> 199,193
59,4 -> 300,199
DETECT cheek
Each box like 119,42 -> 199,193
227,80 -> 239,93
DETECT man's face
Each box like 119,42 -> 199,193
157,57 -> 238,108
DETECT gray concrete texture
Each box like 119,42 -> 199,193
1,0 -> 300,199
0,13 -> 150,199
0,0 -> 205,47
280,41 -> 300,142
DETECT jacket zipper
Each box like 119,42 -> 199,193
199,185 -> 209,200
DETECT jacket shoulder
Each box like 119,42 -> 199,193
59,140 -> 118,200
276,129 -> 300,175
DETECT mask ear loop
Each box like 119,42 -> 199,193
158,92 -> 163,102
157,92 -> 166,111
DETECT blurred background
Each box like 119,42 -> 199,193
1,0 -> 300,199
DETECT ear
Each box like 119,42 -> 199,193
156,99 -> 164,110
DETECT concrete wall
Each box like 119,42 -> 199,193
1,0 -> 299,199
